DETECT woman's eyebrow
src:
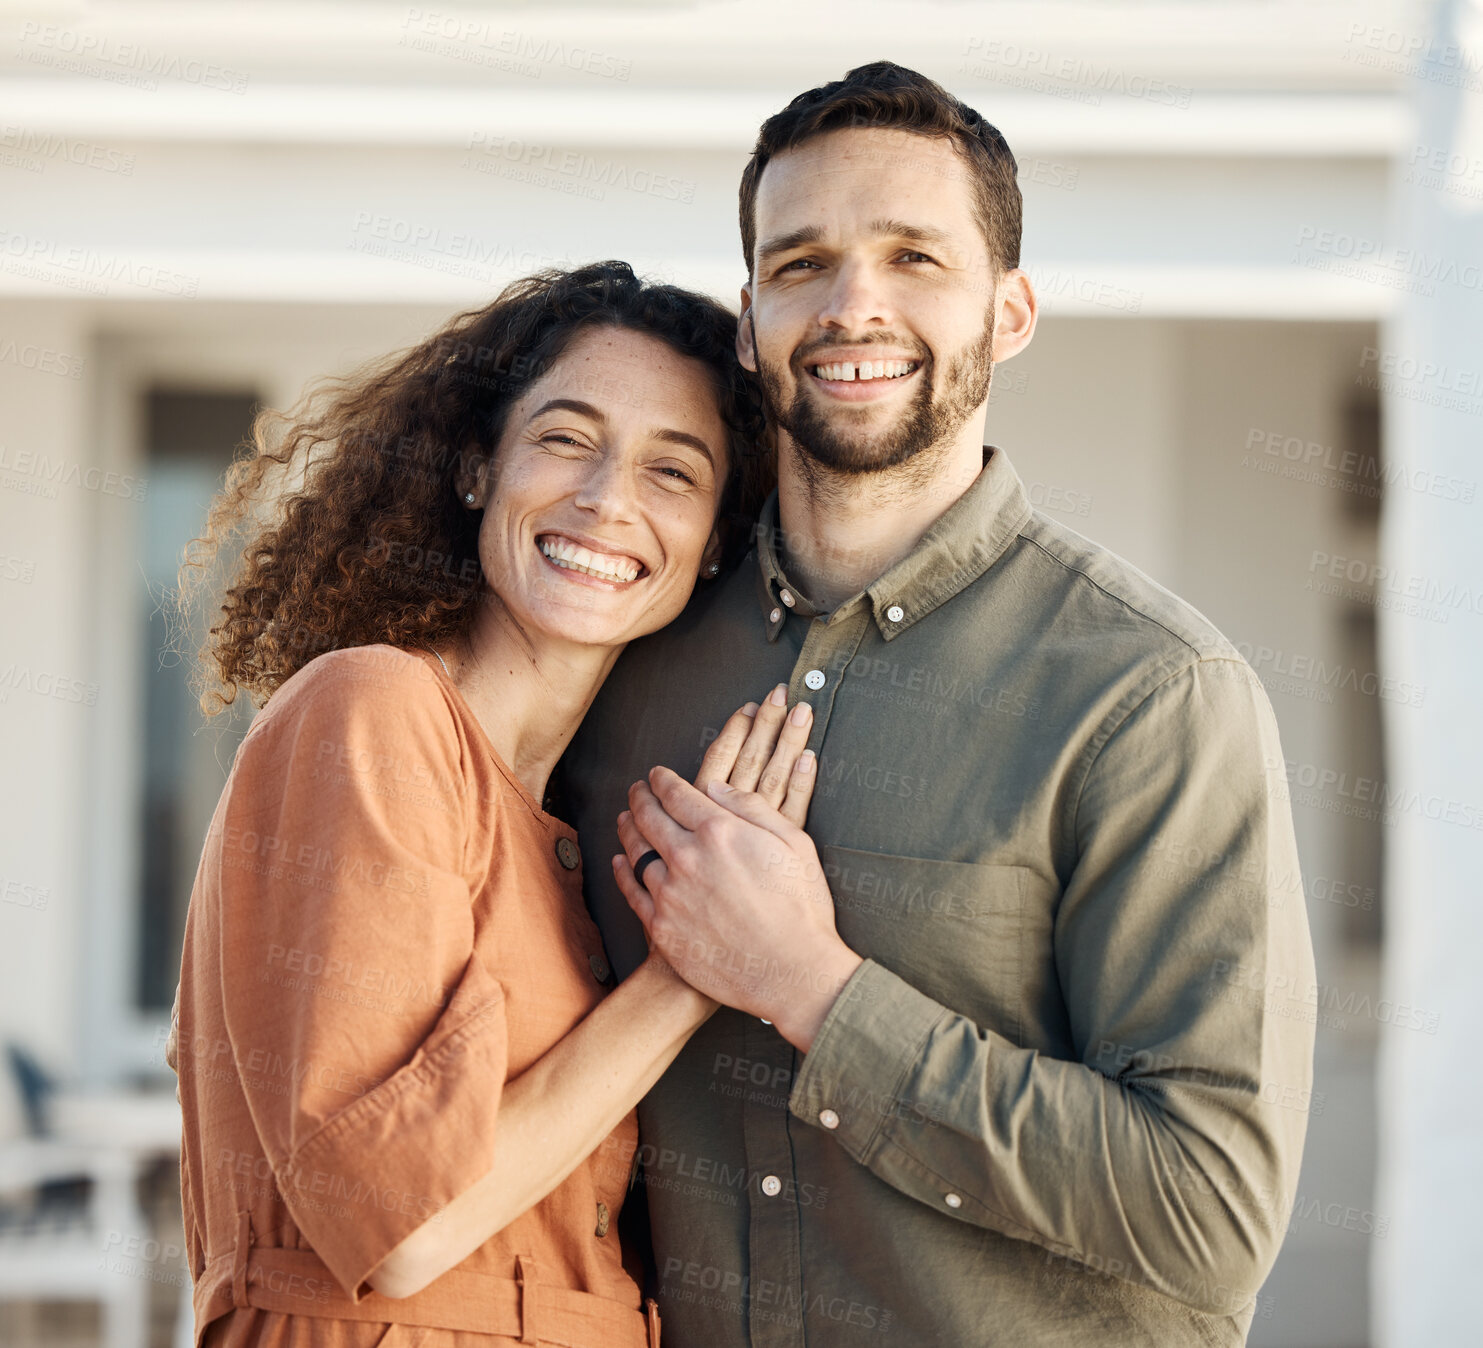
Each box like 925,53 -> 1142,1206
530,397 -> 605,423
651,427 -> 715,465
533,398 -> 713,465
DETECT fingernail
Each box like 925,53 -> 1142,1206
789,702 -> 812,726
797,750 -> 815,775
768,685 -> 787,706
741,702 -> 760,717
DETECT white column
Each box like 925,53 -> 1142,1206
0,300 -> 95,1080
1373,1 -> 1483,1341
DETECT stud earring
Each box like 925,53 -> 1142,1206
464,492 -> 476,505
704,562 -> 720,578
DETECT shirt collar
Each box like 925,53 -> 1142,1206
754,446 -> 1033,642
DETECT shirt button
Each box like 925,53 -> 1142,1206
779,589 -> 796,607
761,1175 -> 782,1197
769,607 -> 782,624
595,1200 -> 610,1237
803,669 -> 826,691
944,1192 -> 963,1209
886,604 -> 905,623
556,837 -> 580,870
589,953 -> 610,983
819,1109 -> 840,1130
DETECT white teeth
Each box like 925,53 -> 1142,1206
812,359 -> 917,383
538,536 -> 641,583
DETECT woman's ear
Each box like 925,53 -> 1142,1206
456,449 -> 490,507
700,531 -> 724,579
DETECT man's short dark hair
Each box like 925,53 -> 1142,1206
739,61 -> 1022,278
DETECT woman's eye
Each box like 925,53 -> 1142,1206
540,433 -> 588,449
655,465 -> 697,486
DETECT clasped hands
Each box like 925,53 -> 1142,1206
612,685 -> 863,1053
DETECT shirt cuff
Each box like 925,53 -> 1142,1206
787,958 -> 946,1162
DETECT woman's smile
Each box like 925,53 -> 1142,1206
536,531 -> 649,587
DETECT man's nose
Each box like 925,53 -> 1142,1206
816,259 -> 892,331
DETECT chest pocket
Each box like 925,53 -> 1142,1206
817,844 -> 1028,1045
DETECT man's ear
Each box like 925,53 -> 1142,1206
991,269 -> 1038,364
736,283 -> 758,373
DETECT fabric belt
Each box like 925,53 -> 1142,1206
198,1210 -> 660,1347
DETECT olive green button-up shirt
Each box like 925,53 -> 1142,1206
563,447 -> 1316,1347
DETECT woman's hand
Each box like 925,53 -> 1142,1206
691,683 -> 816,826
166,983 -> 181,1103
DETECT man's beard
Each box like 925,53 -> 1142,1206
754,311 -> 996,478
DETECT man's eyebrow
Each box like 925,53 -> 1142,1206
756,219 -> 959,266
756,225 -> 825,265
869,218 -> 958,248
532,398 -> 714,465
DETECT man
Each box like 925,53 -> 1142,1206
563,61 -> 1315,1346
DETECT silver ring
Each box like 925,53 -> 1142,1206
632,849 -> 663,889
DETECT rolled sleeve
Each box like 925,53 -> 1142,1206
787,958 -> 943,1164
213,649 -> 509,1298
277,952 -> 508,1296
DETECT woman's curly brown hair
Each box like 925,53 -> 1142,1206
180,261 -> 771,715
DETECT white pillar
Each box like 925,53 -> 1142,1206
1372,1 -> 1483,1341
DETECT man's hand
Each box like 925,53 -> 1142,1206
611,699 -> 863,1051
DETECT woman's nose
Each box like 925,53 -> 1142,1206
571,452 -> 640,521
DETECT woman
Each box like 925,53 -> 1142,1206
171,261 -> 819,1347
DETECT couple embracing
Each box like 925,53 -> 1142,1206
170,62 -> 1315,1348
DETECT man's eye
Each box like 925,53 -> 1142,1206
779,258 -> 820,274
899,250 -> 935,264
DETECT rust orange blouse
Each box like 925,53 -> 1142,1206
175,645 -> 650,1347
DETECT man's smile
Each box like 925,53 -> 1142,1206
805,356 -> 923,401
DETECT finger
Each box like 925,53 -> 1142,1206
728,684 -> 790,792
616,807 -> 644,858
756,700 -> 813,807
694,703 -> 760,792
703,778 -> 807,845
166,982 -> 181,1073
613,853 -> 657,932
617,808 -> 664,872
647,763 -> 743,834
630,777 -> 701,853
779,748 -> 818,827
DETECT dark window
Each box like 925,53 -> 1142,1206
136,388 -> 260,1010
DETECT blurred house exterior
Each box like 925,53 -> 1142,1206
1,3 -> 1478,1345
